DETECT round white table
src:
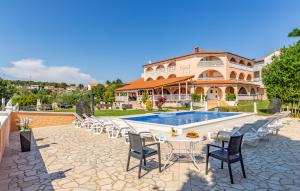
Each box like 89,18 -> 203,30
153,133 -> 206,170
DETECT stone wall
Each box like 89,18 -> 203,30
0,112 -> 11,163
10,111 -> 76,131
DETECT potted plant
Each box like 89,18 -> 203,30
18,117 -> 32,152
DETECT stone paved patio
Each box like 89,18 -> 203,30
0,119 -> 300,191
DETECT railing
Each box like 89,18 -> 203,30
198,61 -> 223,67
198,77 -> 224,80
237,94 -> 257,100
229,62 -> 253,72
167,66 -> 176,72
253,77 -> 261,82
115,96 -> 128,102
154,94 -> 191,101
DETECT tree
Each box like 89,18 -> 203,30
288,28 -> 300,37
78,84 -> 84,89
141,92 -> 149,104
0,78 -> 16,100
262,29 -> 300,116
92,84 -> 106,101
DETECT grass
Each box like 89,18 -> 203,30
216,100 -> 270,115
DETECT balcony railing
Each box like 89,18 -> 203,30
237,94 -> 257,100
115,96 -> 128,102
198,77 -> 224,80
229,62 -> 253,72
198,61 -> 223,67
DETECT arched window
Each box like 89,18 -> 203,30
247,62 -> 252,67
246,74 -> 252,81
146,78 -> 153,81
199,56 -> 223,66
238,73 -> 245,80
229,57 -> 237,63
167,62 -> 176,72
225,86 -> 235,94
156,65 -> 165,73
239,60 -> 245,65
168,74 -> 176,79
229,71 -> 237,79
156,76 -> 165,80
146,67 -> 153,71
238,87 -> 248,95
250,88 -> 256,95
198,70 -> 224,80
200,56 -> 222,62
195,87 -> 204,94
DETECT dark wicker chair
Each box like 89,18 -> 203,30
126,133 -> 162,178
206,135 -> 246,184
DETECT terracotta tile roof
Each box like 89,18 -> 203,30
193,80 -> 260,86
115,75 -> 194,91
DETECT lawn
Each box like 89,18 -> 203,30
53,108 -> 154,116
217,100 -> 270,115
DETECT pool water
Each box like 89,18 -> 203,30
124,111 -> 239,126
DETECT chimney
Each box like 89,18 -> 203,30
194,47 -> 199,53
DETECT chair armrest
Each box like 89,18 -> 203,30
144,142 -> 160,147
222,140 -> 228,148
207,144 -> 227,150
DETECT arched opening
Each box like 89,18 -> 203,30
239,60 -> 245,65
146,78 -> 153,81
198,70 -> 224,80
238,87 -> 248,95
206,87 -> 223,100
145,67 -> 153,72
195,87 -> 204,95
155,88 -> 171,95
167,62 -> 176,71
247,62 -> 252,67
200,56 -> 222,62
225,86 -> 235,94
250,88 -> 256,95
230,57 -> 237,63
229,71 -> 237,79
173,88 -> 190,94
246,74 -> 252,81
156,76 -> 165,80
156,65 -> 165,73
238,73 -> 245,80
168,74 -> 176,79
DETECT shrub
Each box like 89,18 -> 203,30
191,94 -> 201,102
141,92 -> 149,104
145,99 -> 153,111
226,93 -> 236,101
155,97 -> 166,110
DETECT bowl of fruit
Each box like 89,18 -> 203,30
186,131 -> 199,138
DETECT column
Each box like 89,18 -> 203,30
161,86 -> 164,97
178,83 -> 181,101
185,81 -> 188,100
234,86 -> 238,102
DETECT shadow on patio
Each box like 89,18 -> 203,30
177,132 -> 300,190
0,132 -> 70,191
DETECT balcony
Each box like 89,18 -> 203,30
198,77 -> 224,80
237,94 -> 257,100
198,61 -> 223,67
229,62 -> 253,72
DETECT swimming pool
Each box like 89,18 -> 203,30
124,111 -> 239,126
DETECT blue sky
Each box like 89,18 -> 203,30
0,0 -> 299,84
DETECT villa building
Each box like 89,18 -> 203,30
115,47 -> 268,107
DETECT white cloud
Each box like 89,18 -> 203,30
1,59 -> 97,84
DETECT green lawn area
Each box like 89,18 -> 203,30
218,100 -> 270,115
53,108 -> 153,116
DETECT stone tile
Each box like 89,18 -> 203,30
0,118 -> 299,190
